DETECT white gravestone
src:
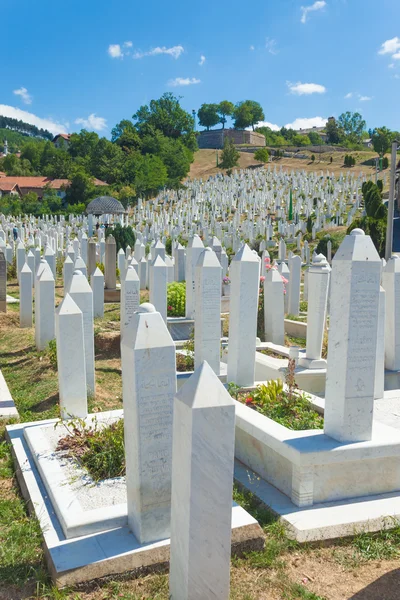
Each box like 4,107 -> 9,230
288,255 -> 301,316
169,361 -> 235,600
35,266 -> 55,351
324,230 -> 381,443
186,235 -> 205,319
227,244 -> 260,387
375,286 -> 385,400
69,271 -> 96,397
56,294 -> 87,419
149,256 -> 168,322
105,235 -> 117,290
298,254 -> 330,369
63,255 -> 74,294
121,265 -> 140,339
263,268 -> 284,345
91,267 -> 104,319
121,303 -> 176,544
382,256 -> 400,371
195,248 -> 222,375
20,263 -> 33,328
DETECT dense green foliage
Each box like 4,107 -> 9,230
167,282 -> 186,317
344,154 -> 356,167
197,103 -> 220,130
0,93 -> 196,213
254,147 -> 270,163
105,224 -> 136,253
233,100 -> 264,130
220,137 -> 240,170
217,100 -> 234,128
347,181 -> 387,256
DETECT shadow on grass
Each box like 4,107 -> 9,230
0,346 -> 35,359
96,366 -> 122,375
29,392 -> 59,414
349,569 -> 400,600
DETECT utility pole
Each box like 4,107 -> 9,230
385,141 -> 398,261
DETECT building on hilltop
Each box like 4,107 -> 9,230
52,133 -> 71,149
198,128 -> 266,150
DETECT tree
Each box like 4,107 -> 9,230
105,223 -> 136,253
311,154 -> 315,163
292,134 -> 311,146
111,120 -> 141,152
233,100 -> 264,130
64,169 -> 97,205
116,185 -> 136,209
217,101 -> 234,129
308,131 -> 323,145
220,137 -> 240,169
325,118 -> 341,144
372,127 -> 392,157
338,112 -> 366,145
133,93 -> 194,139
254,148 -> 269,163
197,104 -> 220,130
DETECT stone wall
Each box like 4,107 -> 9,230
198,129 -> 266,149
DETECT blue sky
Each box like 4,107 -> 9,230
1,0 -> 399,137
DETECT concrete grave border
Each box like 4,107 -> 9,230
6,414 -> 264,587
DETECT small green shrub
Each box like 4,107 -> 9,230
47,339 -> 57,369
254,148 -> 270,163
7,256 -> 16,279
57,418 -> 125,481
96,262 -> 105,274
167,282 -> 186,317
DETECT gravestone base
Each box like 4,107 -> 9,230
167,317 -> 194,341
235,460 -> 400,543
6,414 -> 264,587
298,355 -> 327,370
254,351 -> 326,395
104,287 -> 120,303
0,369 -> 19,419
384,369 -> 400,391
234,399 -> 400,541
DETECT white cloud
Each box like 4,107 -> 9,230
124,41 -> 132,48
393,52 -> 400,60
199,55 -> 206,66
13,87 -> 32,105
168,77 -> 200,87
133,45 -> 184,59
247,121 -> 280,131
285,116 -> 327,130
108,44 -> 123,58
249,45 -> 255,51
344,92 -> 353,98
378,37 -> 400,55
287,81 -> 326,95
300,1 -> 326,24
75,113 -> 107,131
265,38 -> 278,55
0,104 -> 67,135
359,95 -> 372,102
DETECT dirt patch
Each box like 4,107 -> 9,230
285,548 -> 400,600
95,331 -> 120,359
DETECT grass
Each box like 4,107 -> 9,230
57,418 -> 125,482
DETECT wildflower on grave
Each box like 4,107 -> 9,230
223,276 -> 231,284
245,396 -> 254,405
260,276 -> 265,283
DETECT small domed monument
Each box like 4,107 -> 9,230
86,196 -> 126,216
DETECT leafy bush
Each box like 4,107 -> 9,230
315,230 -> 346,260
96,262 -> 105,274
254,148 -> 269,163
57,418 -> 125,481
167,282 -> 186,317
383,156 -> 389,169
348,216 -> 386,257
47,339 -> 57,369
105,224 -> 136,253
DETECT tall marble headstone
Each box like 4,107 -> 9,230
169,362 -> 235,600
121,303 -> 176,544
0,250 -> 6,313
324,230 -> 381,443
195,248 -> 221,374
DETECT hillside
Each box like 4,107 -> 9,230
0,128 -> 45,152
189,148 -> 385,180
